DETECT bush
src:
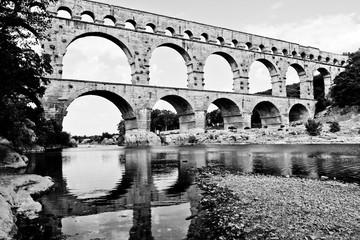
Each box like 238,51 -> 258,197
305,119 -> 322,136
329,121 -> 341,133
188,135 -> 197,144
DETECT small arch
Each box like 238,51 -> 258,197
80,11 -> 95,23
216,37 -> 225,46
318,55 -> 322,61
282,49 -> 288,56
165,27 -> 175,36
184,30 -> 193,39
271,47 -> 278,54
145,23 -> 155,33
251,101 -> 282,128
246,42 -> 252,50
333,59 -> 338,65
200,33 -> 208,42
292,51 -> 297,57
309,54 -> 314,60
211,98 -> 243,129
341,60 -> 346,66
125,19 -> 136,30
57,6 -> 72,19
300,52 -> 306,59
289,104 -> 310,123
259,44 -> 265,52
325,57 -> 330,63
103,15 -> 116,26
231,39 -> 238,48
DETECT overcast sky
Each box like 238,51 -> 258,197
61,0 -> 360,135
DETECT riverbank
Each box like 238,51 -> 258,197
0,142 -> 54,240
186,167 -> 360,240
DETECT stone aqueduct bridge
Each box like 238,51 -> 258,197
42,0 -> 347,132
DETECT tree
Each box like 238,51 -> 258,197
0,0 -> 56,147
206,109 -> 223,127
150,109 -> 179,132
330,50 -> 360,108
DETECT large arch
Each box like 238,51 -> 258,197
66,32 -> 133,60
153,95 -> 195,132
289,104 -> 310,123
251,101 -> 282,128
63,90 -> 137,132
211,98 -> 243,129
285,63 -> 306,98
249,58 -> 278,95
149,43 -> 190,88
204,52 -> 238,92
314,67 -> 331,113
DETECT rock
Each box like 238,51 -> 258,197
0,137 -> 11,146
1,149 -> 27,169
125,130 -> 161,146
320,176 -> 329,181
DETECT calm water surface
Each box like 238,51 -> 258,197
19,144 -> 360,239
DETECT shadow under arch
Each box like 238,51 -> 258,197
289,103 -> 310,123
66,32 -> 133,60
211,98 -> 243,129
251,101 -> 282,128
63,90 -> 137,131
156,95 -> 195,132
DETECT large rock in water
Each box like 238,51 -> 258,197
0,145 -> 28,168
125,130 -> 161,146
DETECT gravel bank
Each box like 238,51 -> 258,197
186,167 -> 360,240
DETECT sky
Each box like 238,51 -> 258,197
60,0 -> 360,135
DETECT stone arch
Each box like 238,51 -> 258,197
57,6 -> 72,18
248,58 -> 279,95
165,27 -> 175,36
66,32 -> 133,60
156,43 -> 191,63
289,103 -> 310,123
125,19 -> 136,30
149,43 -> 189,88
103,15 -> 116,26
313,67 -> 331,112
154,95 -> 195,132
211,98 -> 243,129
286,63 -> 306,98
62,90 -> 137,131
251,101 -> 282,128
80,11 -> 95,22
203,51 -> 240,91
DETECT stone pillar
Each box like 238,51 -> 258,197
223,114 -> 244,129
242,112 -> 252,129
271,74 -> 286,97
233,76 -> 249,93
323,75 -> 332,97
281,112 -> 290,127
187,60 -> 205,90
300,80 -> 314,99
130,50 -> 150,85
194,110 -> 206,130
178,113 -> 195,133
134,108 -> 151,131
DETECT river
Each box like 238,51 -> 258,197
18,144 -> 360,239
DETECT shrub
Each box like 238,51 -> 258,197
188,135 -> 197,144
305,119 -> 322,136
329,121 -> 341,133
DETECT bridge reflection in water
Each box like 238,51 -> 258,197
25,144 -> 360,239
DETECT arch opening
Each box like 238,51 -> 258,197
249,59 -> 277,94
313,68 -> 330,113
57,7 -> 72,19
145,23 -> 155,33
285,64 -> 303,98
62,35 -> 132,83
149,44 -> 189,88
165,27 -> 175,36
216,37 -> 224,46
289,104 -> 310,124
151,95 -> 194,133
125,20 -> 136,30
184,30 -> 193,39
210,98 -> 242,129
204,52 -> 236,92
103,16 -> 116,26
200,33 -> 208,42
80,11 -> 94,23
63,91 -> 136,136
251,101 -> 281,128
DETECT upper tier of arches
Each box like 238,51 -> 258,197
50,0 -> 347,67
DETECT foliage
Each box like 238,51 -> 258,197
150,109 -> 179,132
0,0 -> 57,147
206,109 -> 223,127
329,121 -> 341,133
286,83 -> 300,98
304,119 -> 322,136
330,50 -> 360,108
313,74 -> 330,114
188,135 -> 197,144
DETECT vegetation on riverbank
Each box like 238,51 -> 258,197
186,167 -> 360,240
